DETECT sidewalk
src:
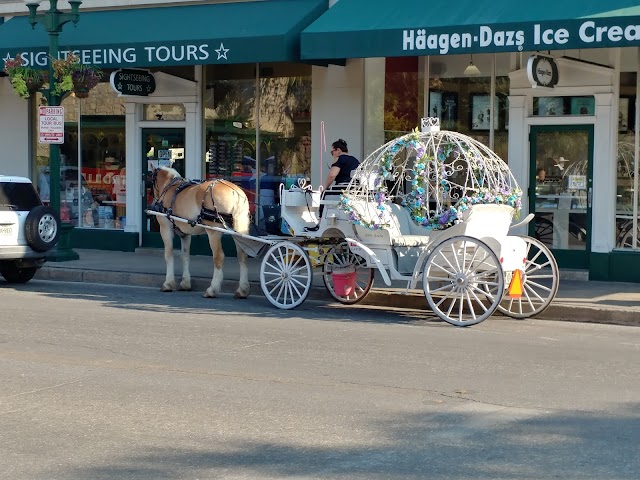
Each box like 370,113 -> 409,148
35,249 -> 640,327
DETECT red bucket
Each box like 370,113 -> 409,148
332,268 -> 356,296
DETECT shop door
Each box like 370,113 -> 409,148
529,125 -> 594,269
142,128 -> 186,247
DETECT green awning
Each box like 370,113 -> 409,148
0,0 -> 326,68
301,0 -> 640,59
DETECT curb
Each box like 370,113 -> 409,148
35,266 -> 640,327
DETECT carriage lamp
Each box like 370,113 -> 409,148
23,0 -> 83,261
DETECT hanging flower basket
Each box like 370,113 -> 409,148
51,52 -> 102,98
72,78 -> 91,98
25,75 -> 45,95
3,54 -> 46,99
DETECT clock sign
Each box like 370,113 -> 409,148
527,55 -> 559,88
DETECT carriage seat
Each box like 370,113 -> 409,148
386,203 -> 432,247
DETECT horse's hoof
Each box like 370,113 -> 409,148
161,285 -> 174,292
203,289 -> 218,298
179,282 -> 192,291
234,285 -> 250,299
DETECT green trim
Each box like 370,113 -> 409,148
589,252 -> 610,281
301,0 -> 640,59
608,250 -> 640,282
529,124 -> 594,269
71,228 -> 139,252
1,0 -> 327,67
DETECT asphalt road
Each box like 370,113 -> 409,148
1,280 -> 639,480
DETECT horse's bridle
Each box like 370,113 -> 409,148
151,168 -> 183,205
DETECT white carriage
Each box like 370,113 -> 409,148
254,118 -> 559,326
149,119 -> 559,326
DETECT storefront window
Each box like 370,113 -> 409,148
34,82 -> 127,230
384,57 -> 423,142
616,71 -> 638,249
427,55 -> 509,160
382,55 -> 510,162
203,63 -> 312,230
533,96 -> 595,116
143,104 -> 186,121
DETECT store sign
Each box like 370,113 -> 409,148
527,55 -> 559,88
110,68 -> 156,96
1,42 -> 228,69
38,106 -> 64,144
400,19 -> 640,55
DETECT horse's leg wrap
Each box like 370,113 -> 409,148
234,239 -> 251,299
160,220 -> 177,292
179,235 -> 192,291
204,231 -> 224,298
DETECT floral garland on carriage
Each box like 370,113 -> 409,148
339,121 -> 522,231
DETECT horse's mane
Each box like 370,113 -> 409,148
159,166 -> 182,178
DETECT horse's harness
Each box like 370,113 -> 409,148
150,169 -> 235,234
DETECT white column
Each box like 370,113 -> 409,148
0,78 -> 30,177
592,92 -> 616,253
507,95 -> 528,236
184,102 -> 199,180
311,60 -> 365,188
363,58 -> 385,158
124,102 -> 140,237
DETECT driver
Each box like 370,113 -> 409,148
306,139 -> 360,232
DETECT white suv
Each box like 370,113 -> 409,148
0,175 -> 60,283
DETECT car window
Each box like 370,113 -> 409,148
0,182 -> 41,211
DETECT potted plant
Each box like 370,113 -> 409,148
3,55 -> 46,99
51,52 -> 103,98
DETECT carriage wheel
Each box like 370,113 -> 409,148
322,242 -> 374,304
498,236 -> 559,319
260,242 -> 312,309
422,236 -> 504,327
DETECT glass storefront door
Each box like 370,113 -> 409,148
529,125 -> 594,269
142,128 -> 186,247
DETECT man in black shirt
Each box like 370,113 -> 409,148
306,139 -> 359,231
323,139 -> 360,190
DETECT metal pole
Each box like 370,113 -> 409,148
489,54 -> 496,150
77,98 -> 82,227
26,0 -> 81,260
48,29 -> 61,220
254,62 -> 260,226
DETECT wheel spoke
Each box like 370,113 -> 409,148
464,289 -> 478,322
469,283 -> 496,302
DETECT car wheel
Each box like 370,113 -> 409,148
25,206 -> 60,252
0,263 -> 38,283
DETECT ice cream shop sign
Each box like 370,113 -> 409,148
401,19 -> 640,55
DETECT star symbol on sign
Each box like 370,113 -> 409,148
215,43 -> 229,60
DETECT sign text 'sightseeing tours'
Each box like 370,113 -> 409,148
403,19 -> 640,55
110,69 -> 156,96
3,43 -> 214,69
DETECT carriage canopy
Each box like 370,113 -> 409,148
340,118 -> 522,230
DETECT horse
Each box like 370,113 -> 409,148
149,166 -> 251,299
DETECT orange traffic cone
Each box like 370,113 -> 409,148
507,269 -> 524,299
